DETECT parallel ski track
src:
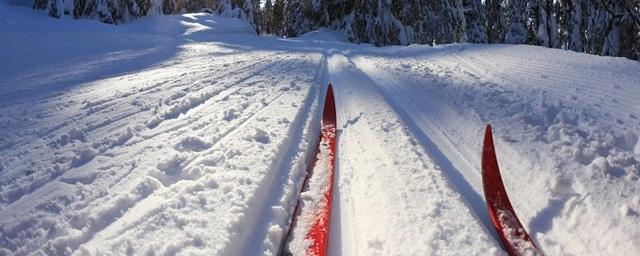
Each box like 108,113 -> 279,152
345,54 -> 502,244
3,50 -> 280,148
74,90 -> 292,254
357,49 -> 600,254
450,50 -> 640,126
327,53 -> 502,255
241,53 -> 329,255
0,50 -> 323,255
0,50 -> 283,208
448,49 -> 600,254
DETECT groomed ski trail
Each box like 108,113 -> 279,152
326,53 -> 502,256
2,9 -> 639,255
348,44 -> 640,255
0,29 -> 329,254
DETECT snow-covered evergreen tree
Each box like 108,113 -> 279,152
389,0 -> 422,43
463,0 -> 488,43
29,0 -> 260,31
535,0 -> 551,47
261,0 -> 273,34
283,0 -> 308,37
23,0 -> 640,59
372,0 -> 405,45
568,0 -> 584,52
486,0 -> 505,43
345,0 -> 377,44
505,0 -> 527,44
271,0 -> 286,35
524,0 -> 539,45
581,0 -> 639,59
549,0 -> 561,48
444,1 -> 469,43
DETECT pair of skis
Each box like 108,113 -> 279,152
279,84 -> 541,256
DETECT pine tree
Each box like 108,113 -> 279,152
447,0 -> 469,43
619,0 -> 640,59
505,0 -> 527,44
261,0 -> 273,34
372,0 -> 403,46
486,0 -> 505,43
464,0 -> 488,43
388,0 -> 415,43
549,0 -> 561,48
271,0 -> 286,36
283,0 -> 308,37
568,0 -> 584,52
186,0 -> 204,13
536,0 -> 551,47
326,0 -> 352,28
22,0 -> 640,60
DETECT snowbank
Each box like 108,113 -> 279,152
297,28 -> 349,43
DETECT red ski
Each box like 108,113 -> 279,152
482,124 -> 542,256
280,84 -> 337,256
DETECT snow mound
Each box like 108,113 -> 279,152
0,3 -> 257,102
297,28 -> 349,43
125,13 -> 256,38
0,2 -> 255,37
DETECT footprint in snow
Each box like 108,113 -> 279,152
223,108 -> 238,121
246,128 -> 270,144
174,136 -> 211,152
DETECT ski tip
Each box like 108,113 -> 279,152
323,83 -> 337,125
484,124 -> 493,143
325,83 -> 335,109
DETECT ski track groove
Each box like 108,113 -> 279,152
0,51 -> 284,208
448,49 -> 603,255
151,59 -> 307,175
2,17 -> 638,254
239,53 -> 328,255
373,48 -> 605,254
327,53 -> 502,255
451,50 -> 640,124
0,50 -> 294,212
0,51 -> 278,152
81,56 -> 323,255
346,55 -> 502,245
21,53 -> 322,255
141,53 -> 287,131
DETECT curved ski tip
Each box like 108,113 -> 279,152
484,124 -> 493,141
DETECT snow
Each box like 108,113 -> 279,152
1,2 -> 640,255
327,53 -> 500,255
496,209 -> 539,256
297,28 -> 350,43
348,44 -> 640,255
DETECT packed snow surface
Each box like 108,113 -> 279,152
1,3 -> 640,255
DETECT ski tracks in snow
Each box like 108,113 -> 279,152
0,41 -> 327,255
2,21 -> 639,255
346,45 -> 640,255
327,53 -> 502,255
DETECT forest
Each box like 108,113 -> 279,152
22,0 -> 640,59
